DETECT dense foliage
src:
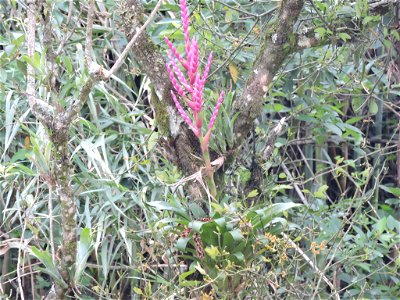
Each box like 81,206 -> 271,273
0,0 -> 399,299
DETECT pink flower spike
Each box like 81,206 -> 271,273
192,73 -> 203,111
167,51 -> 192,93
189,38 -> 199,84
164,36 -> 188,69
186,99 -> 198,111
201,52 -> 213,85
166,63 -> 184,96
207,91 -> 225,131
179,0 -> 191,57
171,91 -> 199,136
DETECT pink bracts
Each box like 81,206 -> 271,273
165,0 -> 224,152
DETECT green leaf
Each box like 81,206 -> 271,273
314,185 -> 329,199
233,252 -> 244,261
133,287 -> 143,295
369,100 -> 378,115
176,237 -> 191,251
379,185 -> 400,197
315,27 -> 326,37
387,216 -> 400,231
229,229 -> 244,241
248,202 -> 302,229
271,184 -> 293,191
147,201 -> 188,218
338,32 -> 351,41
75,228 -> 93,283
179,268 -> 200,287
22,52 -> 42,73
30,247 -> 67,288
147,131 -> 158,150
195,263 -> 207,275
225,10 -> 233,23
352,97 -> 365,112
205,245 -> 220,260
325,123 -> 342,136
189,202 -> 206,219
374,217 -> 387,234
247,189 -> 259,198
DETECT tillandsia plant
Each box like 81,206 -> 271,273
164,0 -> 224,199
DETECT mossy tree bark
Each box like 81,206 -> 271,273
117,0 -> 305,203
26,1 -> 77,298
118,0 -> 392,192
118,0 -> 207,204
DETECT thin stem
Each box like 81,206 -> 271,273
85,0 -> 95,66
199,135 -> 217,199
49,186 -> 56,263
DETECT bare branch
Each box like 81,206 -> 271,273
26,0 -> 54,128
281,162 -> 309,206
64,75 -> 97,125
262,117 -> 288,161
369,0 -> 398,9
85,0 -> 95,66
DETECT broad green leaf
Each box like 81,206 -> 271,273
373,218 -> 387,234
379,185 -> 400,197
248,202 -> 302,229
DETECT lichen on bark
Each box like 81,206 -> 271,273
232,0 -> 305,150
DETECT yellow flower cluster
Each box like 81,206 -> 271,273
310,240 -> 327,255
263,233 -> 292,264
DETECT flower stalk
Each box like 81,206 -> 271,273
165,0 -> 225,199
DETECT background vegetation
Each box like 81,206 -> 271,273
0,0 -> 399,299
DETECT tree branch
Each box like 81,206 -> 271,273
26,0 -> 54,128
232,0 -> 305,149
85,0 -> 95,66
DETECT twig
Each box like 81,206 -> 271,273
85,0 -> 95,66
281,161 -> 309,205
48,187 -> 56,264
262,117 -> 287,161
66,0 -> 74,25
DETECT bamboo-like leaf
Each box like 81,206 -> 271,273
30,247 -> 67,288
74,228 -> 93,283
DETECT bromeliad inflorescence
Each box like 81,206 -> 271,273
164,0 -> 224,198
